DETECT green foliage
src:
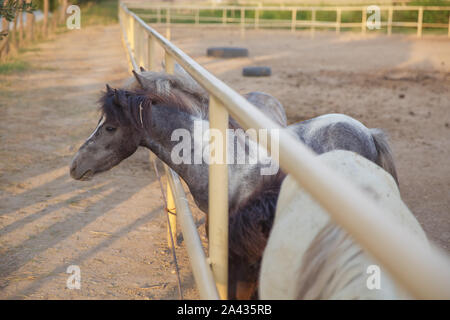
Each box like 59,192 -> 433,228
0,59 -> 30,74
0,0 -> 35,21
0,0 -> 36,39
80,0 -> 118,26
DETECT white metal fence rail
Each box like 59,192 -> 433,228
119,1 -> 450,300
125,2 -> 450,37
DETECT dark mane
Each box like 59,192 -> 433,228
229,170 -> 286,265
98,88 -> 205,130
99,86 -> 241,130
227,170 -> 286,299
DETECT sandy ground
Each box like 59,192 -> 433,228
0,24 -> 449,299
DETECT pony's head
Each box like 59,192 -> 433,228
70,69 -> 208,181
69,85 -> 148,180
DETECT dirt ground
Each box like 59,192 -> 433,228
0,24 -> 449,299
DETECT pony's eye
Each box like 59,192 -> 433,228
105,126 -> 116,132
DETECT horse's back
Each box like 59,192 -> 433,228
260,150 -> 427,300
288,114 -> 378,162
244,92 -> 287,127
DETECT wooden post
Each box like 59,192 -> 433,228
241,8 -> 245,39
137,24 -> 144,69
60,0 -> 68,24
166,8 -> 171,40
166,178 -> 177,249
448,14 -> 450,38
51,2 -> 57,32
291,8 -> 297,33
10,7 -> 19,50
311,9 -> 316,38
165,51 -> 175,74
134,23 -> 139,65
195,8 -> 200,25
165,52 -> 176,249
255,8 -> 259,29
43,0 -> 49,37
361,7 -> 367,34
26,0 -> 34,43
336,8 -> 341,34
222,8 -> 226,25
417,7 -> 423,38
134,18 -> 139,55
388,7 -> 393,36
18,0 -> 24,45
240,8 -> 245,38
130,16 -> 135,51
157,7 -> 161,24
148,35 -> 157,71
208,95 -> 229,300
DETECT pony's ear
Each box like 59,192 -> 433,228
132,70 -> 145,89
139,66 -> 146,72
106,84 -> 113,93
113,89 -> 121,106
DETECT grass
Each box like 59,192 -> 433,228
80,0 -> 119,26
0,60 -> 31,74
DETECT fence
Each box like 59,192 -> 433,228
124,2 -> 450,37
119,1 -> 450,300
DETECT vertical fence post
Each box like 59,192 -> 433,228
43,0 -> 49,37
311,9 -> 316,38
388,7 -> 393,36
255,8 -> 259,29
336,8 -> 341,34
157,7 -> 161,24
166,8 -> 171,40
417,7 -> 423,38
26,1 -> 34,43
166,174 -> 177,249
130,15 -> 135,52
18,1 -> 24,46
361,7 -> 367,34
165,51 -> 175,74
222,8 -> 227,25
147,34 -> 157,71
162,51 -> 176,250
291,8 -> 297,33
136,24 -> 142,67
208,95 -> 229,300
195,8 -> 200,25
448,13 -> 450,38
240,8 -> 245,38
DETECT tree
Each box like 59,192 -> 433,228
0,0 -> 36,39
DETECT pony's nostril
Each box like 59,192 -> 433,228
69,161 -> 78,178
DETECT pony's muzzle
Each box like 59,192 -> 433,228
70,155 -> 93,181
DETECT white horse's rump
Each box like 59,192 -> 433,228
259,150 -> 427,300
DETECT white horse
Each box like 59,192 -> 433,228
259,150 -> 428,300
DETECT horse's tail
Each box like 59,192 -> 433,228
369,128 -> 399,186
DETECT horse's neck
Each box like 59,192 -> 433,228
140,106 -> 208,211
140,105 -> 271,213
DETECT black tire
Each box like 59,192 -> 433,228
207,47 -> 249,58
242,66 -> 272,77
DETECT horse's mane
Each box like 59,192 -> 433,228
296,222 -> 365,300
228,171 -> 286,265
98,87 -> 194,130
124,70 -> 209,119
101,71 -> 243,129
